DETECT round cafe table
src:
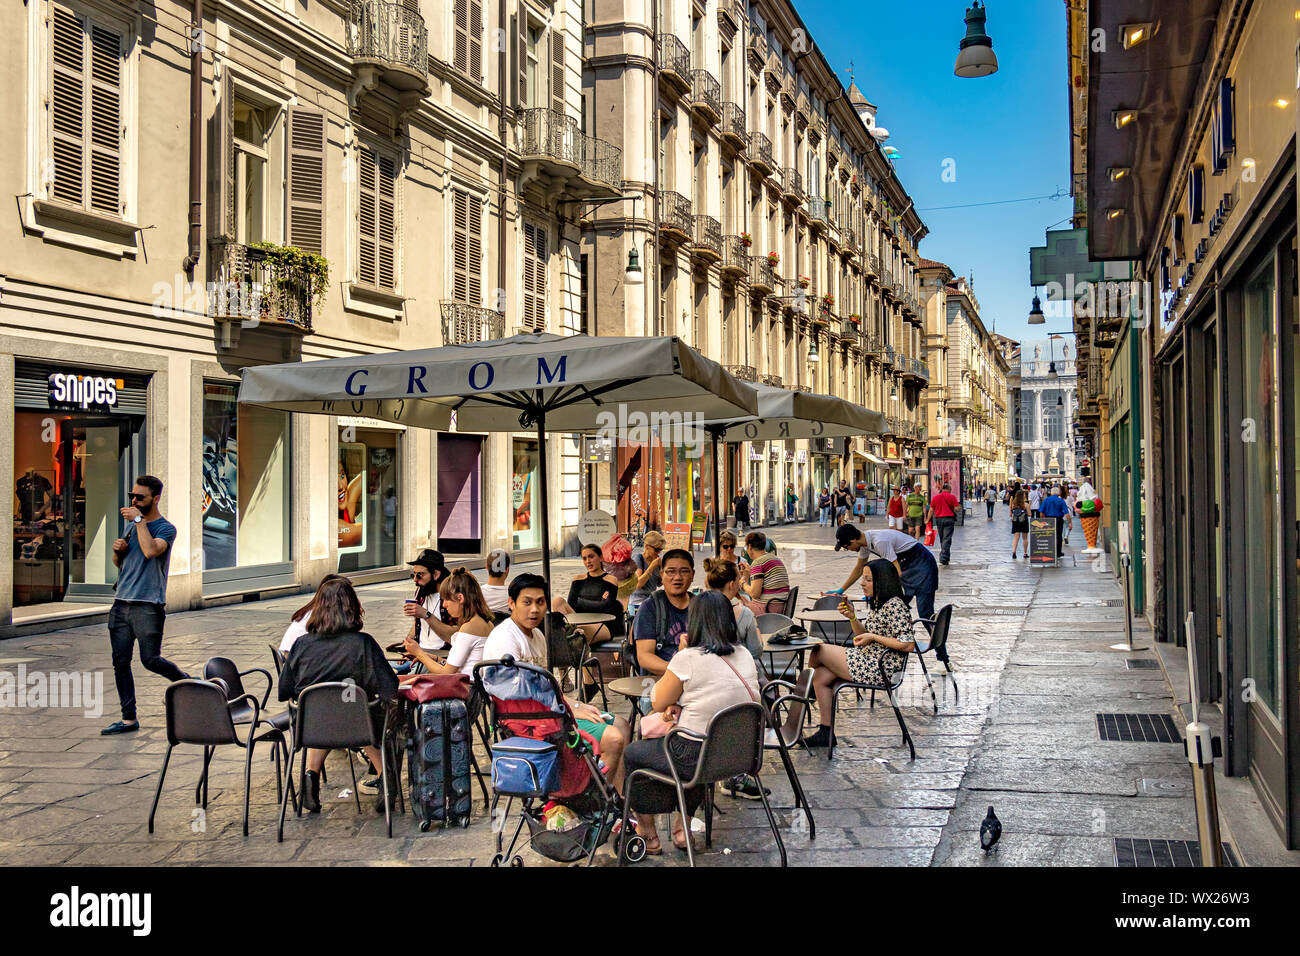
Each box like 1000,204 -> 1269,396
608,675 -> 655,739
798,608 -> 854,647
758,631 -> 823,681
563,612 -> 618,647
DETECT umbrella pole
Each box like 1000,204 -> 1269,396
711,429 -> 722,557
536,410 -> 552,590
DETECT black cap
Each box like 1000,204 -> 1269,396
834,524 -> 861,551
408,548 -> 446,573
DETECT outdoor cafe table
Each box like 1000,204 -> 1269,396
798,608 -> 853,647
758,632 -> 824,681
607,675 -> 653,738
563,611 -> 618,641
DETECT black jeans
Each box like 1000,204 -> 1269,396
986,501 -> 995,519
935,516 -> 957,563
624,734 -> 705,816
108,600 -> 186,721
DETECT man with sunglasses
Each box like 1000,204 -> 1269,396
101,476 -> 188,735
403,549 -> 455,651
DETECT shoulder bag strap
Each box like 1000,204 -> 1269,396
718,654 -> 759,703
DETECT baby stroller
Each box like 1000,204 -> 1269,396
473,656 -> 623,867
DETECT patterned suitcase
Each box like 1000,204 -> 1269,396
406,698 -> 473,830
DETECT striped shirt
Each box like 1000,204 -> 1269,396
748,555 -> 790,599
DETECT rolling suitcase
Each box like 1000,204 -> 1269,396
407,698 -> 473,831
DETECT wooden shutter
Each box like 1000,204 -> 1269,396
515,8 -> 527,107
522,221 -> 547,331
550,25 -> 565,115
208,71 -> 234,239
286,108 -> 326,255
454,0 -> 482,78
454,0 -> 469,73
50,6 -> 122,215
359,147 -> 397,291
452,189 -> 482,305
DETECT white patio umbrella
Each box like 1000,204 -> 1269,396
238,331 -> 759,587
698,384 -> 885,553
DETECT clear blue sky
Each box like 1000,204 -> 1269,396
796,0 -> 1072,345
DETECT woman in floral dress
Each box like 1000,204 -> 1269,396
803,558 -> 916,748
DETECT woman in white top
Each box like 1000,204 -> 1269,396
622,591 -> 759,854
704,556 -> 762,670
403,569 -> 495,675
280,574 -> 348,655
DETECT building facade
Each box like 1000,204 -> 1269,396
1012,338 -> 1077,481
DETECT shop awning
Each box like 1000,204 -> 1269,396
907,467 -> 928,475
884,459 -> 905,467
697,383 -> 883,440
854,451 -> 888,467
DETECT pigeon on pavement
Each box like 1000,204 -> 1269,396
980,806 -> 1002,853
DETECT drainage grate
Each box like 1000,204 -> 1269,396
1126,659 -> 1160,670
1114,839 -> 1239,867
1096,713 -> 1181,743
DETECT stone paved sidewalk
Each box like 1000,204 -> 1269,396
0,508 -> 1199,866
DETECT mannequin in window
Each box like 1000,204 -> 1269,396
16,468 -> 53,525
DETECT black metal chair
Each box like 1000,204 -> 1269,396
204,656 -> 296,807
911,604 -> 957,714
827,648 -> 916,761
277,683 -> 399,841
761,668 -> 817,840
148,679 -> 282,837
544,612 -> 608,710
780,585 -> 800,618
810,594 -> 854,645
268,644 -> 286,672
754,612 -> 801,681
619,701 -> 786,867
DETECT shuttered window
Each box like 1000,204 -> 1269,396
521,221 -> 547,331
286,108 -> 326,255
454,0 -> 482,80
451,188 -> 482,305
550,26 -> 565,115
358,147 -> 397,291
50,5 -> 123,216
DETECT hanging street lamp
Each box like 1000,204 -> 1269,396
954,2 -> 998,78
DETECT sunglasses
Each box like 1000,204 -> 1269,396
411,570 -> 430,580
720,543 -> 736,550
129,493 -> 149,502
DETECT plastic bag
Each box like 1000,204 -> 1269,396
602,533 -> 632,565
923,522 -> 936,547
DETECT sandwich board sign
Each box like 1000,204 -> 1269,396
1029,515 -> 1058,567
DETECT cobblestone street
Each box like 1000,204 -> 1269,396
0,510 -> 1199,866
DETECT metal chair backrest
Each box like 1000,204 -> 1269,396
294,682 -> 376,750
782,586 -> 800,617
774,668 -> 814,747
927,604 -> 954,654
811,595 -> 853,642
202,657 -> 249,704
679,701 -> 765,786
544,612 -> 583,670
755,612 -> 794,635
268,644 -> 286,672
165,679 -> 240,747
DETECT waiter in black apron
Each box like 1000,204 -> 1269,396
829,524 -> 943,659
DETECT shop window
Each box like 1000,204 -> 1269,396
201,383 -> 291,572
338,426 -> 401,573
512,438 -> 540,551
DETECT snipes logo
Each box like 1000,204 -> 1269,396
49,887 -> 151,936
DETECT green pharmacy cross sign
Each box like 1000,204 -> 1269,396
1030,228 -> 1104,300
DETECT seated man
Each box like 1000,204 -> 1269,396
480,548 -> 512,614
738,532 -> 790,615
484,574 -> 630,793
631,549 -> 694,678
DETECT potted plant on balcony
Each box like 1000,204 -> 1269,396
848,312 -> 861,326
820,293 -> 834,313
797,274 -> 810,289
766,251 -> 780,267
740,232 -> 752,248
249,241 -> 330,327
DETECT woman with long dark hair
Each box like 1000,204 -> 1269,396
403,568 -> 496,675
803,559 -> 915,748
621,590 -> 760,853
1009,488 -> 1030,559
278,576 -> 398,813
279,573 -> 347,654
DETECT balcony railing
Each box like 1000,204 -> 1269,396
440,300 -> 505,344
882,344 -> 896,368
761,373 -> 784,388
807,195 -> 827,226
347,0 -> 429,93
210,239 -> 316,332
689,70 -> 721,122
881,268 -> 896,295
747,255 -> 776,294
862,333 -> 881,356
726,363 -> 758,382
517,108 -> 622,196
748,131 -> 774,174
866,252 -> 880,277
843,226 -> 859,253
658,189 -> 692,238
720,102 -> 747,149
722,235 -> 749,274
692,214 -> 722,259
781,167 -> 802,201
656,34 -> 691,90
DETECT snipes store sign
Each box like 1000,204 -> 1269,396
48,372 -> 123,411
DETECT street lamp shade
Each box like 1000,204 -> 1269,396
1028,292 -> 1045,324
954,2 -> 998,78
808,336 -> 819,363
624,247 -> 643,285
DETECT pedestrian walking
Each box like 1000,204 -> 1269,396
886,486 -> 906,530
984,485 -> 997,520
732,487 -> 751,532
785,482 -> 797,521
904,484 -> 927,539
101,476 -> 189,735
1028,482 -> 1043,519
1039,485 -> 1070,558
1009,488 -> 1030,559
833,482 -> 850,526
927,482 -> 961,565
1064,484 -> 1078,543
817,487 -> 831,526
831,524 -> 943,645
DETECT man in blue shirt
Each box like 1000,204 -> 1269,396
1039,485 -> 1071,558
101,475 -> 188,735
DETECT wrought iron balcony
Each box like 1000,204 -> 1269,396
346,0 -> 430,95
726,363 -> 758,383
692,214 -> 722,260
747,255 -> 776,295
748,131 -> 774,175
882,344 -> 896,368
720,102 -> 747,151
440,300 -> 505,344
516,108 -> 622,199
722,235 -> 750,275
656,34 -> 691,92
689,70 -> 721,123
880,268 -> 896,296
807,195 -> 827,228
658,189 -> 692,239
866,251 -> 880,278
210,239 -> 316,333
861,333 -> 881,356
781,167 -> 802,202
761,373 -> 784,388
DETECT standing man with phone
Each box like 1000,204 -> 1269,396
101,476 -> 188,735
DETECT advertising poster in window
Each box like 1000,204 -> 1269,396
929,457 -> 960,500
201,384 -> 240,571
512,439 -> 539,551
338,443 -> 367,555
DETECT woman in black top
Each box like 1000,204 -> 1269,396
278,576 -> 397,812
551,544 -> 626,640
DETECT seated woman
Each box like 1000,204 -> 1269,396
279,573 -> 347,655
738,531 -> 790,615
803,558 -> 915,748
551,543 -> 627,699
629,531 -> 666,609
403,568 -> 495,676
704,556 -> 761,665
717,529 -> 740,566
622,590 -> 760,854
278,576 -> 399,813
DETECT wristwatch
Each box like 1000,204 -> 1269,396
132,515 -> 142,524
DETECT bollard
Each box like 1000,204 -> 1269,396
1183,611 -> 1224,867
